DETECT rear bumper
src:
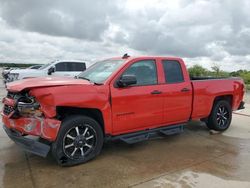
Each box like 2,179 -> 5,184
3,125 -> 50,157
238,101 -> 245,110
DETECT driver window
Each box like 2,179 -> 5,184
122,60 -> 157,86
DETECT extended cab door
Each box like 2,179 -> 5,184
160,59 -> 192,124
110,59 -> 164,134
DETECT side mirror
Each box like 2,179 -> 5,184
48,66 -> 55,75
117,75 -> 137,87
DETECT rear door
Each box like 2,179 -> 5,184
110,59 -> 164,134
160,59 -> 192,124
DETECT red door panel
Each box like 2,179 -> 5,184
110,59 -> 164,134
111,85 -> 164,134
159,59 -> 193,124
162,82 -> 192,124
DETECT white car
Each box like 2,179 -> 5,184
4,60 -> 93,83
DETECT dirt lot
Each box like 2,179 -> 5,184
0,74 -> 250,188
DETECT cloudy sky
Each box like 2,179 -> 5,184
0,0 -> 250,71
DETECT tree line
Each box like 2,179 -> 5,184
188,64 -> 250,90
0,63 -> 39,68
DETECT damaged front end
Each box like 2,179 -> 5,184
2,91 -> 61,157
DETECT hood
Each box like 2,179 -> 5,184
7,76 -> 91,92
10,68 -> 41,74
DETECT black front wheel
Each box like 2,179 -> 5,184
52,115 -> 103,166
206,100 -> 232,131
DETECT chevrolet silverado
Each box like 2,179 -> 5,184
1,55 -> 245,166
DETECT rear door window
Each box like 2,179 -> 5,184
162,60 -> 184,83
55,62 -> 67,71
71,62 -> 86,71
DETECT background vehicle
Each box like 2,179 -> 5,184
2,55 -> 245,166
3,60 -> 92,83
27,65 -> 43,69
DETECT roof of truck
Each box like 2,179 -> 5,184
108,55 -> 183,61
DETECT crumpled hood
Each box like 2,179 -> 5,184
7,76 -> 91,92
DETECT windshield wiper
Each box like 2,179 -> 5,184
78,76 -> 90,81
77,76 -> 103,85
93,82 -> 103,85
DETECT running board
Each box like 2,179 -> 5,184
110,124 -> 185,144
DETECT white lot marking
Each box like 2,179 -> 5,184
134,171 -> 250,188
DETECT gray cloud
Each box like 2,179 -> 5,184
0,0 -> 250,70
0,0 -> 119,41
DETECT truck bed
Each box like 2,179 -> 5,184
191,77 -> 244,120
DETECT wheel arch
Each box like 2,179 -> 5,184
201,94 -> 233,123
213,95 -> 233,107
56,106 -> 105,134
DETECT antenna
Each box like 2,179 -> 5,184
122,53 -> 130,59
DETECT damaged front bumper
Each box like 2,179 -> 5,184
3,125 -> 50,157
2,113 -> 61,141
2,113 -> 61,157
2,92 -> 61,157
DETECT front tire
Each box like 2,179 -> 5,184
206,100 -> 232,131
52,115 -> 103,166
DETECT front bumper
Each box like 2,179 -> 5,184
2,96 -> 61,141
3,125 -> 50,157
2,113 -> 61,141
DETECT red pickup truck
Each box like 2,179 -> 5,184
2,55 -> 245,166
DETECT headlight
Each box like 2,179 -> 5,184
17,96 -> 42,117
7,73 -> 19,82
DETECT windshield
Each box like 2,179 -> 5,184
78,59 -> 125,83
38,61 -> 54,70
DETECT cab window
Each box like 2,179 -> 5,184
55,62 -> 67,71
162,60 -> 184,83
122,60 -> 157,86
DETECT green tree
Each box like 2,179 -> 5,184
188,65 -> 209,77
240,72 -> 250,85
211,64 -> 222,77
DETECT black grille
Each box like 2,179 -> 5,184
3,105 -> 15,115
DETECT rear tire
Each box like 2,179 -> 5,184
52,115 -> 103,166
206,100 -> 232,131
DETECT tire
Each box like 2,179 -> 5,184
52,115 -> 104,166
206,100 -> 232,131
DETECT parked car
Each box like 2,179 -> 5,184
2,55 -> 245,166
3,60 -> 92,83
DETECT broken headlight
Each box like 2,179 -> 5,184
17,96 -> 42,117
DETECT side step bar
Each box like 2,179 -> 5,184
109,124 -> 185,144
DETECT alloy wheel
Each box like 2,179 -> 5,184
63,124 -> 97,160
216,105 -> 229,128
